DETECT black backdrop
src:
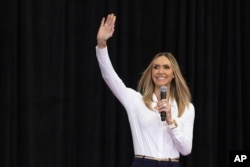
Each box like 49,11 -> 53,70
0,0 -> 250,167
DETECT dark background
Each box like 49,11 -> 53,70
1,0 -> 249,167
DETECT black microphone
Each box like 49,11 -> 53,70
160,86 -> 167,121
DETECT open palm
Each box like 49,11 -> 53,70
97,14 -> 116,43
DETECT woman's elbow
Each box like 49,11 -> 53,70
179,143 -> 193,156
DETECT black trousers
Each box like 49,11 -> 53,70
131,158 -> 180,167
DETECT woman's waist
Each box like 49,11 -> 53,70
134,155 -> 179,162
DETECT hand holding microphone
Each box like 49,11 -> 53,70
159,86 -> 167,121
159,86 -> 173,122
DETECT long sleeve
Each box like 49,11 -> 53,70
169,103 -> 195,155
95,46 -> 132,108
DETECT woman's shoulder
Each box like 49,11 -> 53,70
188,102 -> 194,109
185,103 -> 195,117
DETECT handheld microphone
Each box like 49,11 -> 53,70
160,86 -> 167,121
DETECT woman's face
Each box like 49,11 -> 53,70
151,56 -> 175,89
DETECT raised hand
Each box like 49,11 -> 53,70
97,13 -> 116,48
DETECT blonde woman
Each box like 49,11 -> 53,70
96,13 -> 195,167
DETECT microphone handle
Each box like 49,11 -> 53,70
160,111 -> 166,121
160,91 -> 166,121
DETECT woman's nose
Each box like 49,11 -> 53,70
158,67 -> 164,73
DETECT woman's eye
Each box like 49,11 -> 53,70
163,65 -> 170,69
153,65 -> 160,69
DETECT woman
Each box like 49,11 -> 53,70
96,13 -> 195,167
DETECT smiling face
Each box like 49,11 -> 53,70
151,55 -> 175,89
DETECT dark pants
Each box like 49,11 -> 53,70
131,158 -> 180,167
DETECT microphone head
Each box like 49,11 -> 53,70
160,86 -> 167,92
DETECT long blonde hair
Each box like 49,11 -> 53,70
137,52 -> 191,117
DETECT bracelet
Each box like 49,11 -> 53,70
168,120 -> 177,129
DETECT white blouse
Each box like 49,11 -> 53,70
96,46 -> 195,159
